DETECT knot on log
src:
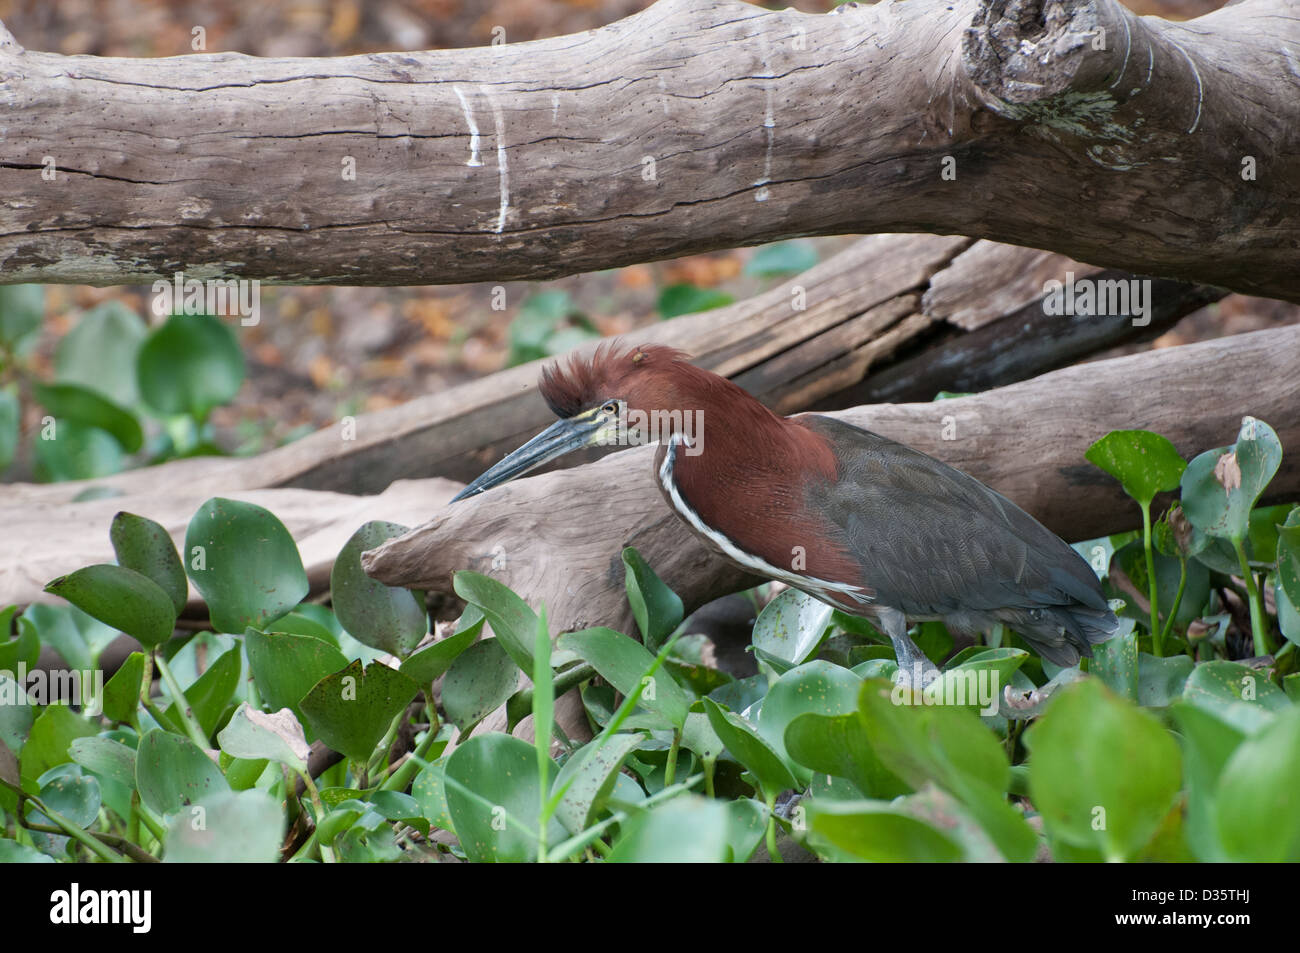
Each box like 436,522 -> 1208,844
964,0 -> 1115,104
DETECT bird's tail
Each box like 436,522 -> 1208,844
996,604 -> 1121,668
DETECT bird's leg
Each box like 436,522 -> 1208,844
878,607 -> 941,690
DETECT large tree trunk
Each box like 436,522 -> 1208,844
1,0 -> 1296,301
361,323 -> 1300,637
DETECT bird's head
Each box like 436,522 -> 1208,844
451,343 -> 701,501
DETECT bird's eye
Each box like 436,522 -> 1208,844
601,401 -> 619,416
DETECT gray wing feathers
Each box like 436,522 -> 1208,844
803,416 -> 1117,663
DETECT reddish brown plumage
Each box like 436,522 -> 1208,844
538,343 -> 864,589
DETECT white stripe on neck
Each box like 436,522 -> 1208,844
657,434 -> 872,605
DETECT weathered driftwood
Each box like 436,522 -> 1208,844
1,0 -> 1296,300
3,234 -> 1216,512
1,479 -> 460,610
362,323 -> 1300,637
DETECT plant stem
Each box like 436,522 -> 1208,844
381,721 -> 445,793
663,729 -> 681,789
153,651 -> 210,749
297,770 -> 335,864
1158,555 -> 1188,650
1234,538 -> 1271,657
764,792 -> 783,864
23,798 -> 124,863
1141,502 -> 1163,656
367,709 -> 406,783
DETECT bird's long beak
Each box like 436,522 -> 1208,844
450,411 -> 606,503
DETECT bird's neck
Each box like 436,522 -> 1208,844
649,373 -> 838,533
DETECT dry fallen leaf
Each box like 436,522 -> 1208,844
1214,451 -> 1242,492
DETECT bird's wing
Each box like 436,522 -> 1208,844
797,415 -> 1107,618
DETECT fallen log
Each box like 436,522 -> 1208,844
1,0 -> 1296,300
362,323 -> 1300,637
2,234 -> 1217,509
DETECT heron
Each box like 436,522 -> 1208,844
451,343 -> 1118,680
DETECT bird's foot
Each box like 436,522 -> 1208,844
889,642 -> 942,693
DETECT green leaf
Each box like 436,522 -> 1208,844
163,789 -> 283,862
137,313 -> 245,420
32,382 -> 143,453
441,639 -> 519,734
100,652 -> 145,724
558,627 -> 690,730
44,564 -> 176,648
55,300 -> 148,408
69,736 -> 138,790
552,732 -> 646,835
34,419 -> 124,481
334,825 -> 403,862
270,604 -> 342,645
1278,575 -> 1300,648
330,521 -> 427,658
783,710 -> 908,798
299,660 -> 419,763
1215,706 -> 1300,862
756,661 -> 861,784
857,678 -> 1009,794
0,284 -> 44,350
1276,508 -> 1300,610
0,388 -> 18,472
216,703 -> 310,773
110,512 -> 188,615
411,758 -> 453,833
607,795 -> 730,862
1170,703 -> 1243,863
1182,660 -> 1289,734
185,497 -> 308,633
723,798 -> 769,862
1136,652 -> 1195,708
0,613 -> 40,674
399,608 -> 483,686
452,572 -> 536,672
702,697 -> 798,796
931,646 -> 1029,707
1084,429 -> 1186,507
164,645 -> 241,739
22,603 -> 117,670
0,674 -> 35,754
444,733 -> 563,862
244,629 -> 348,733
36,769 -> 101,828
744,240 -> 820,277
135,729 -> 230,816
1090,627 -> 1137,701
751,588 -> 834,668
657,284 -> 734,319
805,800 -> 963,862
621,547 -> 684,653
0,840 -> 54,863
1025,679 -> 1181,861
1181,417 -> 1282,542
